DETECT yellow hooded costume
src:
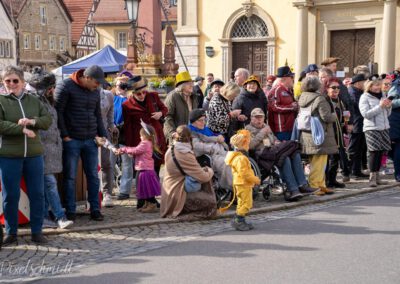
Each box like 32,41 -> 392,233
223,130 -> 260,216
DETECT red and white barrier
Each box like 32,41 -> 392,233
0,179 -> 30,225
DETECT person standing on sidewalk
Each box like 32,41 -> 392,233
0,65 -> 52,245
348,74 -> 369,179
359,76 -> 392,187
55,65 -> 108,221
99,85 -> 117,207
28,68 -> 74,230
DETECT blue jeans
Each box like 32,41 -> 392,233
62,139 -> 100,214
0,156 -> 44,235
44,174 -> 65,220
278,153 -> 307,192
276,131 -> 292,141
110,144 -> 133,196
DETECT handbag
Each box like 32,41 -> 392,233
171,146 -> 202,193
149,94 -> 165,124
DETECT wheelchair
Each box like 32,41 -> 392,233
249,151 -> 287,201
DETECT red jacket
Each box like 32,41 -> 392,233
267,83 -> 297,133
122,91 -> 168,166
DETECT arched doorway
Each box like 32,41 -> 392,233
231,15 -> 269,85
220,6 -> 276,84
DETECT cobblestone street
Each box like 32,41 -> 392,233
1,184 -> 399,283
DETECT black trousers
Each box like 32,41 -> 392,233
348,132 -> 367,175
327,146 -> 351,184
369,151 -> 384,172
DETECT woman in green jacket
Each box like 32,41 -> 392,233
0,65 -> 51,246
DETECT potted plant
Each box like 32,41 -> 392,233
148,76 -> 175,94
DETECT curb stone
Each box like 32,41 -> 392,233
17,183 -> 399,237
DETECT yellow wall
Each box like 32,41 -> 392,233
198,0 -> 298,78
96,25 -> 129,49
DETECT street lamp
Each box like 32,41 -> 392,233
124,0 -> 141,70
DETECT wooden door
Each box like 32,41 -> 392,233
330,28 -> 375,75
232,41 -> 268,85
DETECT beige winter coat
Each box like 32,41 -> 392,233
160,142 -> 217,219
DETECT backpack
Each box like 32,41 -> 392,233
296,98 -> 317,131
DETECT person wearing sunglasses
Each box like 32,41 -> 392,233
122,76 -> 168,210
0,65 -> 52,245
324,77 -> 351,188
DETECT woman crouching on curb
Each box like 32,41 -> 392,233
223,129 -> 260,231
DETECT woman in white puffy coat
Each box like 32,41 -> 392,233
359,76 -> 392,187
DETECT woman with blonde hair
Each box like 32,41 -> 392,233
359,75 -> 392,187
207,82 -> 241,140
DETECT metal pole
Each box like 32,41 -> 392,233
158,0 -> 188,72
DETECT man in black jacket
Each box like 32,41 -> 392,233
347,74 -> 368,179
55,65 -> 108,221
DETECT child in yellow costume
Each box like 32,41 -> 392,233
224,129 -> 261,231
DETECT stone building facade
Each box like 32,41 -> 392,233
13,0 -> 72,70
0,1 -> 17,71
176,0 -> 399,84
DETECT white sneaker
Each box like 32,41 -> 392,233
57,217 -> 74,229
102,193 -> 113,207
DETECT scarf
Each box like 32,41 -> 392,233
188,124 -> 216,137
369,91 -> 383,100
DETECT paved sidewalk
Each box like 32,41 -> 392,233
14,175 -> 400,236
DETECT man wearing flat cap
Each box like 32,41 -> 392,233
321,57 -> 340,74
267,66 -> 298,141
347,73 -> 369,179
55,65 -> 108,221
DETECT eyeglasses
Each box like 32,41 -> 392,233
384,83 -> 392,86
135,92 -> 145,96
329,86 -> 340,90
4,79 -> 20,84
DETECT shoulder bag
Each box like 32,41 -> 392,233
171,146 -> 202,193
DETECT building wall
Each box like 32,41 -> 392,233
96,25 -> 130,53
181,0 -> 399,80
18,0 -> 71,70
0,4 -> 16,70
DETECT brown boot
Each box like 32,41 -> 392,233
320,187 -> 335,195
376,172 -> 388,185
140,202 -> 157,213
138,201 -> 148,212
369,172 -> 377,187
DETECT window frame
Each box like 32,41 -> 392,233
116,31 -> 127,51
49,35 -> 56,51
23,33 -> 31,50
59,36 -> 66,51
40,5 -> 47,25
34,34 -> 42,50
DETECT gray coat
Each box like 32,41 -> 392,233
359,92 -> 391,131
100,89 -> 114,139
38,96 -> 63,174
298,91 -> 338,155
164,89 -> 197,143
190,130 -> 232,190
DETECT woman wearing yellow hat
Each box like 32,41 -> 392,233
164,71 -> 197,144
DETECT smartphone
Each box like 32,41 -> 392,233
388,96 -> 395,101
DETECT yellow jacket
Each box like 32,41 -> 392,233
294,81 -> 302,101
225,151 -> 260,187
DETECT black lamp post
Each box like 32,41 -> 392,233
124,0 -> 141,70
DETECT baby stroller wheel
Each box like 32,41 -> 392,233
262,184 -> 272,201
252,186 -> 259,200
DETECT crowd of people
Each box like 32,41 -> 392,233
0,57 -> 400,244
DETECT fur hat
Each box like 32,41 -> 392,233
230,129 -> 251,151
29,67 -> 56,92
